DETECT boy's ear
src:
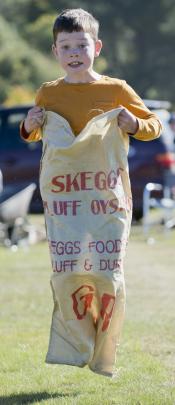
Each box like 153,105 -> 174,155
52,44 -> 58,59
94,39 -> 102,57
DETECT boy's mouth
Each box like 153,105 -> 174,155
68,62 -> 83,68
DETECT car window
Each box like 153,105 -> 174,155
129,108 -> 175,153
155,109 -> 175,150
0,111 -> 29,150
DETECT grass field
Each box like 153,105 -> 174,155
0,218 -> 175,405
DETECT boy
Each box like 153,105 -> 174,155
20,8 -> 161,377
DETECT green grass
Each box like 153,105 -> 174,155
0,218 -> 175,405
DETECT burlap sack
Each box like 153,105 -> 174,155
40,108 -> 132,377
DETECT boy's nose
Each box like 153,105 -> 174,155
70,48 -> 79,57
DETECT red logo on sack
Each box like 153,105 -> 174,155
71,285 -> 94,320
71,285 -> 115,331
100,293 -> 115,331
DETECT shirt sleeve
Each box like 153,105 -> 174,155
119,81 -> 162,141
20,86 -> 44,142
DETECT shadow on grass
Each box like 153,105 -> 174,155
0,391 -> 79,404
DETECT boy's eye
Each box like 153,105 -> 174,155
62,45 -> 69,50
60,43 -> 87,51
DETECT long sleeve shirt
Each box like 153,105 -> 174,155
20,75 -> 162,141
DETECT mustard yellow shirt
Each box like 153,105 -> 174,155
21,75 -> 162,141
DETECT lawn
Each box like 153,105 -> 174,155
0,218 -> 175,405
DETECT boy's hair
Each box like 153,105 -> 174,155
53,8 -> 99,43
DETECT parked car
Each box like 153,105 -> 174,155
129,108 -> 175,218
0,105 -> 42,212
0,103 -> 175,218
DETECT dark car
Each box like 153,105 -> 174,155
0,105 -> 42,212
129,109 -> 175,218
0,105 -> 175,218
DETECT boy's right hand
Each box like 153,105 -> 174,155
24,106 -> 45,134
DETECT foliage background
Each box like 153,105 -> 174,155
0,0 -> 175,105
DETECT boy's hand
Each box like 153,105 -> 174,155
24,106 -> 45,134
118,106 -> 138,135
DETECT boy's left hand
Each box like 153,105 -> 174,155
118,106 -> 138,135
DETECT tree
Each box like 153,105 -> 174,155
0,0 -> 175,104
0,15 -> 61,104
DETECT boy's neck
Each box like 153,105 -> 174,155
64,70 -> 102,83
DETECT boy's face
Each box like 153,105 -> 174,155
52,30 -> 102,81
